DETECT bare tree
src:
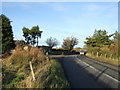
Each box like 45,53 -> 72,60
62,37 -> 79,51
45,37 -> 59,48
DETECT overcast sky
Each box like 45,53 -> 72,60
2,2 -> 118,48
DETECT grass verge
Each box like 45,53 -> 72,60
2,46 -> 70,88
86,53 -> 119,66
35,59 -> 70,88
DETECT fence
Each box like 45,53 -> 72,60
88,51 -> 118,60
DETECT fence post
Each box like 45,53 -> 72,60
105,54 -> 107,58
46,52 -> 48,55
29,61 -> 35,81
97,52 -> 99,57
91,52 -> 93,56
110,54 -> 112,59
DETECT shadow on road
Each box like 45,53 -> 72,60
51,55 -> 104,88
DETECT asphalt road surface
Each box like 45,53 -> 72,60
52,55 -> 120,88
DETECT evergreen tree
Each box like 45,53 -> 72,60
31,25 -> 42,46
22,27 -> 31,45
84,29 -> 113,47
22,25 -> 42,46
0,14 -> 15,53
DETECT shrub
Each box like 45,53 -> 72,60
2,46 -> 70,88
15,40 -> 26,47
9,46 -> 46,68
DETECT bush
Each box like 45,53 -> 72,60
2,46 -> 48,88
8,46 -> 47,70
15,40 -> 26,47
2,46 -> 70,88
87,47 -> 100,56
100,46 -> 111,57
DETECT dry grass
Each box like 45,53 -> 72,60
86,53 -> 119,66
3,46 -> 47,70
2,46 -> 70,88
2,46 -> 48,88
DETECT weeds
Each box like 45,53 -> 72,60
2,46 -> 70,88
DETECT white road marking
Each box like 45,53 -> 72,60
75,56 -> 120,83
85,57 -> 118,71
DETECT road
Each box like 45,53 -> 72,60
51,55 -> 120,88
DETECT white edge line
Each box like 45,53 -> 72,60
75,56 -> 120,83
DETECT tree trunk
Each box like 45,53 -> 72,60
37,36 -> 38,47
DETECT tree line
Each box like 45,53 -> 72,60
1,14 -> 119,57
84,29 -> 119,58
1,14 -> 79,54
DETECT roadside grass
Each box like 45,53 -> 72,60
2,46 -> 70,88
86,53 -> 119,66
35,59 -> 70,88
